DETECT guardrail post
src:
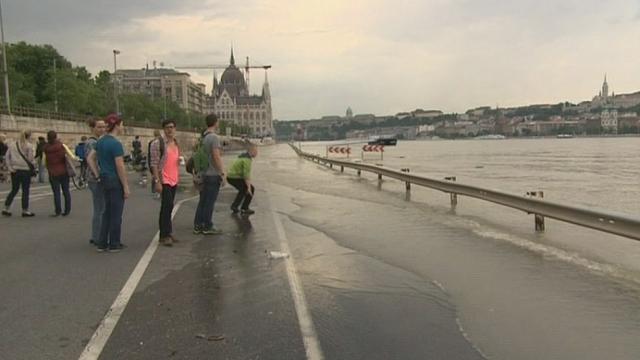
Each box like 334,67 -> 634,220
527,191 -> 545,232
330,163 -> 333,169
340,166 -> 344,173
401,168 -> 411,192
357,169 -> 361,176
445,176 -> 458,207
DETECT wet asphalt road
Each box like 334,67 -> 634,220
0,164 -> 484,360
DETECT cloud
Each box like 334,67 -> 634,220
4,0 -> 640,120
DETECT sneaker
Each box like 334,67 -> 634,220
169,235 -> 180,243
159,236 -> 173,247
231,207 -> 239,214
2,210 -> 11,217
193,227 -> 202,235
50,213 -> 61,217
21,211 -> 35,217
109,244 -> 127,252
241,209 -> 255,215
96,246 -> 107,253
202,227 -> 223,235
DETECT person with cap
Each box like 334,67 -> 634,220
95,113 -> 130,252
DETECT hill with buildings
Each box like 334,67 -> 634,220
276,76 -> 640,141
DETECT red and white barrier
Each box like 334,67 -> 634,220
327,146 -> 351,155
362,145 -> 384,152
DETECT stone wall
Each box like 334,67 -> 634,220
0,114 -> 254,155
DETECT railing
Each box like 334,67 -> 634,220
0,105 -> 194,131
290,144 -> 640,241
0,105 -> 88,123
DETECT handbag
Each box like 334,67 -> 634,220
65,152 -> 77,178
15,141 -> 37,177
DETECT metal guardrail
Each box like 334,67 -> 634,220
0,105 -> 87,123
290,144 -> 640,241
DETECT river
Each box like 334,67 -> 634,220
259,138 -> 640,360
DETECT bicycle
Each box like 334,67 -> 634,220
71,160 -> 89,190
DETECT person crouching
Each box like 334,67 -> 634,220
227,144 -> 257,215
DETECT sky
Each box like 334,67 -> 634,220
3,0 -> 640,120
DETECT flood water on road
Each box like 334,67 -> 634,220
259,139 -> 640,360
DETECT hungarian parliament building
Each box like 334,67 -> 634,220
205,50 -> 273,137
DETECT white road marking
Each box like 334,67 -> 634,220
269,192 -> 325,360
78,196 -> 198,360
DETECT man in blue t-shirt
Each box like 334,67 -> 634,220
94,113 -> 130,252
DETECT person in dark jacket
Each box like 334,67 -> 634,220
44,130 -> 76,216
226,144 -> 258,215
0,133 -> 8,183
35,136 -> 46,183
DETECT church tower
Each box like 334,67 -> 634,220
602,74 -> 609,99
262,71 -> 271,101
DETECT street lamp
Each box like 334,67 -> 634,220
53,58 -> 58,112
0,0 -> 11,115
113,49 -> 120,114
162,75 -> 167,120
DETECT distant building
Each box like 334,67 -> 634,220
114,67 -> 207,114
207,49 -> 273,136
346,107 -> 353,119
591,75 -> 640,110
600,109 -> 618,133
591,75 -> 611,108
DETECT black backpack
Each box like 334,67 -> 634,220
147,138 -> 165,174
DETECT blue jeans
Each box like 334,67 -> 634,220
49,174 -> 71,215
194,175 -> 222,230
98,177 -> 125,249
88,181 -> 105,242
4,170 -> 31,211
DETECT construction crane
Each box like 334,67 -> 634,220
175,57 -> 271,92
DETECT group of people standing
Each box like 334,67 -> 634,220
150,113 -> 259,246
2,129 -> 76,217
1,112 -> 259,253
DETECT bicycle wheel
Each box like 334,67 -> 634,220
72,172 -> 87,190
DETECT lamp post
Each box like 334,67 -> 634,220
0,0 -> 11,116
113,49 -> 120,114
53,58 -> 58,112
162,75 -> 167,120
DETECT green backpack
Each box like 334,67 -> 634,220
187,134 -> 210,175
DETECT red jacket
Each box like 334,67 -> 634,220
44,141 -> 68,177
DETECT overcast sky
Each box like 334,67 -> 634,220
4,0 -> 640,120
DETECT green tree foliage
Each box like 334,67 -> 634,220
4,41 -> 202,131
